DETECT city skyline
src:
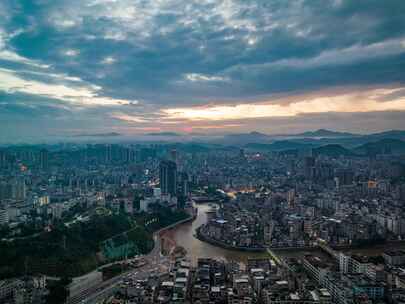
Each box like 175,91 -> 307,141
1,1 -> 405,143
1,2 -> 405,300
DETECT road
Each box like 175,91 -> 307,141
66,230 -> 170,304
66,210 -> 197,304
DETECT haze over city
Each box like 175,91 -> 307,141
3,2 -> 405,304
0,0 -> 405,143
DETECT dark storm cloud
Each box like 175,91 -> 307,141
0,92 -> 73,120
3,0 -> 404,103
0,0 -> 404,141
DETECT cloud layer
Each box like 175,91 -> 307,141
0,0 -> 405,142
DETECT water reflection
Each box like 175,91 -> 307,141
170,204 -> 405,267
171,203 -> 269,265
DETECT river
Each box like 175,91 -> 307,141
168,203 -> 269,266
166,203 -> 405,267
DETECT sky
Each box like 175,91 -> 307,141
0,0 -> 405,142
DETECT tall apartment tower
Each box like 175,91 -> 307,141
39,149 -> 49,170
159,160 -> 177,196
12,178 -> 26,201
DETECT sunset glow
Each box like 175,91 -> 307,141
163,88 -> 405,121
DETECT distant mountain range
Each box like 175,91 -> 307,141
5,129 -> 405,157
355,138 -> 405,155
221,129 -> 360,143
219,132 -> 270,144
72,132 -> 121,137
312,144 -> 355,157
134,129 -> 405,157
362,130 -> 405,141
141,129 -> 405,140
244,141 -> 355,157
244,138 -> 405,158
220,129 -> 405,146
245,141 -> 314,151
292,129 -> 358,138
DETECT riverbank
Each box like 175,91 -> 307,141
165,203 -> 405,267
195,226 -> 266,252
156,207 -> 197,236
167,203 -> 270,265
98,207 -> 197,272
0,207 -> 198,280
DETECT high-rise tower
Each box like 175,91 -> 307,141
159,160 -> 177,196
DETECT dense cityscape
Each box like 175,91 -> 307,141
0,130 -> 405,303
1,0 -> 405,303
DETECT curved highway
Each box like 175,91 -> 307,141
67,212 -> 196,304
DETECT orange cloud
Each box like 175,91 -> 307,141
163,87 -> 405,121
